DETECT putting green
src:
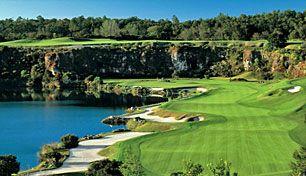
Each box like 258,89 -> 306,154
112,78 -> 306,176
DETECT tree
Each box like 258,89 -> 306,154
183,160 -> 204,176
0,155 -> 20,176
198,21 -> 212,40
147,25 -> 162,39
172,15 -> 181,37
179,28 -> 195,40
85,159 -> 122,176
60,134 -> 79,149
208,159 -> 234,176
100,19 -> 121,38
291,146 -> 306,176
122,23 -> 144,38
119,154 -> 144,176
267,29 -> 287,48
0,10 -> 304,41
38,144 -> 62,167
171,160 -> 204,176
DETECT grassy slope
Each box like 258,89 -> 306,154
110,78 -> 306,176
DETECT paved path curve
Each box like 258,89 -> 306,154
30,132 -> 150,176
30,87 -> 207,175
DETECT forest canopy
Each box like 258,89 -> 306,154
0,10 -> 305,41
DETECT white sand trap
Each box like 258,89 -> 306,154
288,86 -> 302,93
126,107 -> 185,123
125,106 -> 204,123
196,87 -> 208,93
30,132 -> 150,176
151,87 -> 165,91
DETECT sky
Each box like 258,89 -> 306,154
0,0 -> 305,21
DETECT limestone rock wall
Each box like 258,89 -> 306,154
0,44 -> 304,89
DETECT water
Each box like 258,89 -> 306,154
0,100 -> 125,170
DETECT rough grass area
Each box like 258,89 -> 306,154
150,108 -> 204,120
108,78 -> 306,176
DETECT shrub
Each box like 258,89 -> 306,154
119,154 -> 144,176
291,146 -> 306,176
38,144 -> 62,168
267,29 -> 287,48
208,159 -> 233,176
85,159 -> 122,176
60,134 -> 79,149
171,160 -> 204,176
0,155 -> 20,176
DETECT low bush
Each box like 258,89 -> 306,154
0,155 -> 20,176
60,134 -> 79,149
120,153 -> 144,176
38,143 -> 67,168
170,160 -> 204,176
85,159 -> 122,176
291,146 -> 306,176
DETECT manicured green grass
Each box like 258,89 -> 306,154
0,37 -> 302,48
104,78 -> 216,89
0,37 -> 205,47
0,37 -> 269,47
110,78 -> 306,176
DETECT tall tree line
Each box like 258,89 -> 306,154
0,10 -> 305,41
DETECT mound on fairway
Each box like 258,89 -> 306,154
110,78 -> 306,176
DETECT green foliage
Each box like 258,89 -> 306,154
210,60 -> 233,77
85,159 -> 122,176
60,134 -> 79,149
291,146 -> 306,176
0,10 -> 304,41
20,70 -> 30,78
0,155 -> 20,176
100,20 -> 121,38
38,144 -> 63,168
119,153 -> 144,176
208,159 -> 232,176
267,29 -> 287,48
62,72 -> 72,84
171,160 -> 204,176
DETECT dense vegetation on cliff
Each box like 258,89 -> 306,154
0,10 -> 305,41
0,41 -> 305,91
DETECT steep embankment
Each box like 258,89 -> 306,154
0,43 -> 305,90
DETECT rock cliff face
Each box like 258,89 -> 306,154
0,43 -> 305,89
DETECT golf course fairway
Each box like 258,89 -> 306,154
108,78 -> 306,176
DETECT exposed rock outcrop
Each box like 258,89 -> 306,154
0,43 -> 304,90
